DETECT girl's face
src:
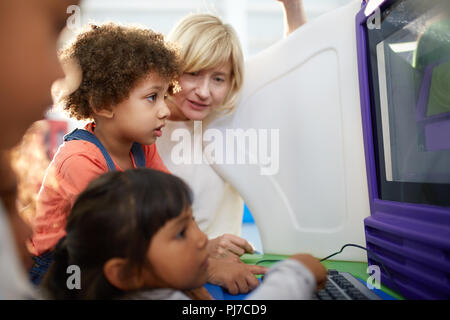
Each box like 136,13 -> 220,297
170,62 -> 232,121
110,73 -> 171,146
143,207 -> 209,290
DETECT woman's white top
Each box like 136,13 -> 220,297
156,120 -> 243,239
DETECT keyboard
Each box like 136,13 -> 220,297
315,269 -> 382,300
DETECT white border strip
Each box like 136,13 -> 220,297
376,41 -> 393,181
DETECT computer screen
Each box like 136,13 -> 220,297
357,0 -> 450,299
366,0 -> 450,206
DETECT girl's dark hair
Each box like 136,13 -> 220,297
42,168 -> 193,300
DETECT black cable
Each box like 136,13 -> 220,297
320,243 -> 403,297
320,243 -> 369,261
255,259 -> 282,266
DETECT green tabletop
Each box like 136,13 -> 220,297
241,253 -> 404,300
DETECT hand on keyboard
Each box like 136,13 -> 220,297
289,254 -> 327,290
316,269 -> 381,300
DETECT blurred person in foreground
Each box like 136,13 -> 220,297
0,0 -> 80,299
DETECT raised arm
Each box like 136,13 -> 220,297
277,0 -> 307,36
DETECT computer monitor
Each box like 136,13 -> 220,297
208,0 -> 447,296
356,0 -> 450,299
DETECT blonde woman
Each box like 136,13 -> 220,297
157,0 -> 307,295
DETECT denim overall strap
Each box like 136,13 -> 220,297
131,142 -> 146,168
63,129 -> 147,171
63,128 -> 116,171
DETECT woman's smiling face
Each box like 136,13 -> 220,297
171,62 -> 232,121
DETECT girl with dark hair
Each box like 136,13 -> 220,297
43,168 -> 203,299
43,168 -> 326,300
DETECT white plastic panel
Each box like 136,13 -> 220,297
207,0 -> 370,261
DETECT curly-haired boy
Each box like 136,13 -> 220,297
28,23 -> 180,285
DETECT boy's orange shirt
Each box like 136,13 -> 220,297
28,123 -> 169,256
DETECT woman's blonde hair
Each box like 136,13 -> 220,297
167,13 -> 244,114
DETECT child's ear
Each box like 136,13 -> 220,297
103,258 -> 143,291
92,106 -> 114,119
90,96 -> 114,119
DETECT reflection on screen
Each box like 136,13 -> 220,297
375,1 -> 450,184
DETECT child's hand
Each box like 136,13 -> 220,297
51,57 -> 82,105
207,256 -> 268,295
207,234 -> 254,260
289,254 -> 327,290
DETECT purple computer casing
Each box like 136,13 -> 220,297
355,0 -> 450,299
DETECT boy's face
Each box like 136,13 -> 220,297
0,0 -> 78,149
143,207 -> 210,290
110,73 -> 171,146
172,62 -> 232,121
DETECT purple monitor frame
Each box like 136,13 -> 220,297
356,1 -> 450,299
